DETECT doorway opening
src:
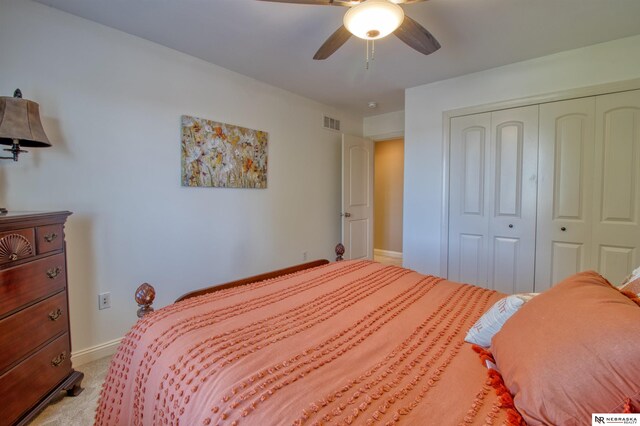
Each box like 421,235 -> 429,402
373,138 -> 404,267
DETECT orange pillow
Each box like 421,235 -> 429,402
491,271 -> 640,425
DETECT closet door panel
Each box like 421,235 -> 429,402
551,242 -> 584,285
600,109 -> 636,222
458,234 -> 484,284
599,245 -> 635,283
488,106 -> 538,293
535,98 -> 595,291
492,237 -> 520,294
448,113 -> 491,285
495,123 -> 523,216
593,89 -> 640,285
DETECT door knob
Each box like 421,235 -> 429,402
508,224 -> 513,228
341,212 -> 352,218
561,226 -> 567,232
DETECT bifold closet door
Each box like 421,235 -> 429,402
487,106 -> 538,294
592,89 -> 640,285
448,113 -> 491,286
535,97 -> 595,292
449,106 -> 538,293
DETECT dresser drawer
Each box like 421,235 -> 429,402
0,228 -> 36,266
0,291 -> 68,374
36,224 -> 64,254
0,333 -> 71,425
0,253 -> 67,319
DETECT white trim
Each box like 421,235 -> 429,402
439,78 -> 640,279
71,337 -> 121,367
374,249 -> 403,259
370,131 -> 404,142
440,111 -> 451,278
444,78 -> 640,119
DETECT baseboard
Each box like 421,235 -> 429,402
71,337 -> 122,367
374,249 -> 403,259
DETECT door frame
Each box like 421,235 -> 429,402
439,77 -> 640,278
356,129 -> 406,257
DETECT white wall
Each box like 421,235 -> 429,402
364,110 -> 404,139
0,0 -> 362,358
404,34 -> 640,276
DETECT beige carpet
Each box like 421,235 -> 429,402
28,355 -> 112,426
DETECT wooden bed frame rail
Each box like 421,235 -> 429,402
134,243 -> 346,318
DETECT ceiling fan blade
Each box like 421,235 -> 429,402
313,26 -> 351,60
393,15 -> 441,56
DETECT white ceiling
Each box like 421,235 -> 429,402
36,0 -> 640,117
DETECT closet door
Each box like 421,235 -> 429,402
487,106 -> 539,294
535,98 -> 595,292
449,107 -> 538,293
448,113 -> 491,285
592,89 -> 640,285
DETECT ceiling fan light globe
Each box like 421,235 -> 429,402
343,0 -> 405,40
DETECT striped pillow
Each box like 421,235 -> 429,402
464,293 -> 537,347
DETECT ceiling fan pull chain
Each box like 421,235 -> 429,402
372,39 -> 375,62
366,39 -> 370,70
365,39 -> 376,70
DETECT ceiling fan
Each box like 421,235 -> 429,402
258,0 -> 441,60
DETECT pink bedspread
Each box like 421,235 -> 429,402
96,261 -> 509,425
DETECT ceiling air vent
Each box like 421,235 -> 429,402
323,115 -> 341,132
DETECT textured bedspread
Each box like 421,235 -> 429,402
96,260 -> 509,425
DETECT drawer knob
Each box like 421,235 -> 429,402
47,267 -> 62,279
44,233 -> 58,243
49,308 -> 63,321
51,351 -> 66,367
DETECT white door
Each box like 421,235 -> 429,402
592,89 -> 640,285
448,113 -> 491,285
342,134 -> 374,260
535,97 -> 596,291
448,106 -> 538,293
487,106 -> 539,294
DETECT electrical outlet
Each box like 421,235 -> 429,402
303,251 -> 308,261
98,292 -> 111,310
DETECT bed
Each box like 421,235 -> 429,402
95,247 -> 640,425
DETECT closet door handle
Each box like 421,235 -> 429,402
561,227 -> 567,232
508,224 -> 513,229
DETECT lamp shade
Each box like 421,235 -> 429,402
343,0 -> 404,40
0,95 -> 51,148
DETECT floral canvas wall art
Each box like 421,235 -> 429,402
181,115 -> 268,188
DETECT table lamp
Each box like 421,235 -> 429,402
0,88 -> 52,214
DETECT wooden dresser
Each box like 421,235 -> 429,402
0,211 -> 83,425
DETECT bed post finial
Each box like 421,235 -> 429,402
335,243 -> 345,261
135,283 -> 156,318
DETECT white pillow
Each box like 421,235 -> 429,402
465,294 -> 536,347
620,265 -> 640,288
